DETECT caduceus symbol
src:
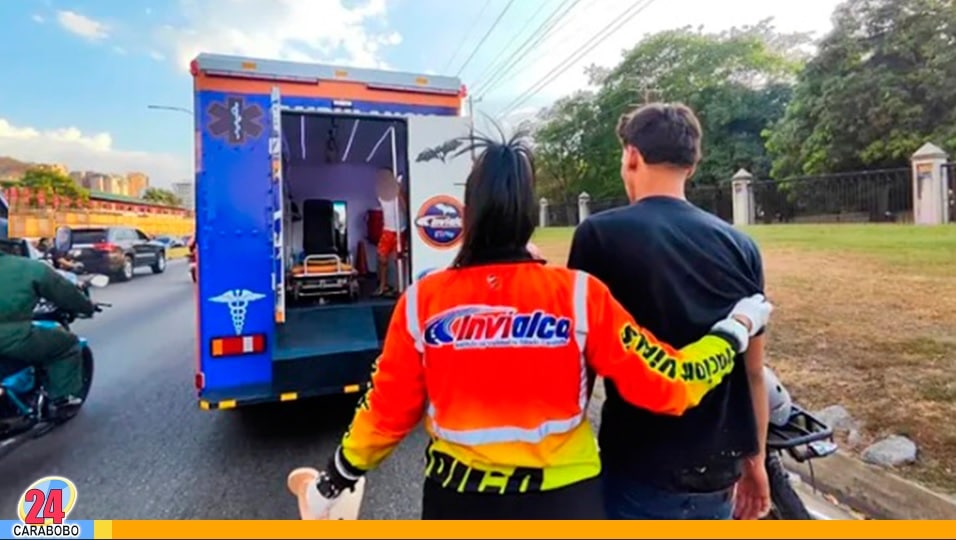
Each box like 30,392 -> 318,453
209,289 -> 266,335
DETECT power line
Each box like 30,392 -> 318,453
499,0 -> 655,116
483,0 -> 600,94
439,0 -> 494,74
499,0 -> 658,117
456,0 -> 518,77
474,0 -> 583,99
470,0 -> 567,92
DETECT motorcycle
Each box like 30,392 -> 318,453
0,272 -> 110,460
0,226 -> 112,460
762,366 -> 839,519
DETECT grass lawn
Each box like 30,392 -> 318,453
534,223 -> 956,494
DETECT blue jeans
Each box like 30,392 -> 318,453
603,475 -> 734,520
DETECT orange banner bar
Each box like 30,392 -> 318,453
108,519 -> 956,539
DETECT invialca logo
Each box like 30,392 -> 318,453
207,97 -> 264,144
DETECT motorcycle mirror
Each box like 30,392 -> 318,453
88,274 -> 110,288
54,226 -> 73,253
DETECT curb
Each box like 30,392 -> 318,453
783,451 -> 956,519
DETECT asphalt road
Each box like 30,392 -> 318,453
0,260 -> 853,521
0,260 -> 425,520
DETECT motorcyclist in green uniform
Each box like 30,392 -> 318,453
0,248 -> 96,417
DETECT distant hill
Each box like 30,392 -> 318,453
0,156 -> 33,181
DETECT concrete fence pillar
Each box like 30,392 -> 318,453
910,142 -> 949,225
538,197 -> 549,228
731,168 -> 755,226
578,192 -> 591,223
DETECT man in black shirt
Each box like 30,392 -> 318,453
568,103 -> 770,520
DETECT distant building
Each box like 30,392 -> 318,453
79,173 -> 110,192
110,174 -> 128,196
172,181 -> 194,210
127,172 -> 149,198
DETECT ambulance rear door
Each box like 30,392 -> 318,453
406,115 -> 473,282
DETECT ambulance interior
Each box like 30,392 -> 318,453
276,111 -> 411,360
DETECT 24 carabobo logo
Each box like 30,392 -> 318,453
415,195 -> 463,249
424,305 -> 571,349
13,476 -> 81,538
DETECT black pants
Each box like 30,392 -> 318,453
421,476 -> 606,520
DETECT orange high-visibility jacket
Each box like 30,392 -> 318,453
338,262 -> 740,494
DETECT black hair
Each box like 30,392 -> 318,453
451,127 -> 536,268
616,102 -> 702,168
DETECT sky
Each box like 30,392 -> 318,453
0,0 -> 843,189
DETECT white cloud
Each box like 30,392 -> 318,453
113,46 -> 128,55
32,14 -> 44,24
145,7 -> 153,16
158,0 -> 401,70
481,0 -> 842,114
0,118 -> 188,188
56,10 -> 109,41
149,50 -> 165,61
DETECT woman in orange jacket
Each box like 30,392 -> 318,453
289,133 -> 772,520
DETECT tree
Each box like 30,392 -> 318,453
142,187 -> 182,207
765,0 -> 956,178
591,23 -> 802,187
17,167 -> 89,201
531,21 -> 805,204
531,91 -> 599,197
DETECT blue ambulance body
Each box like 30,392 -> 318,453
191,54 -> 472,410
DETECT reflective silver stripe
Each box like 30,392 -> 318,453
572,270 -> 589,415
572,270 -> 589,355
405,282 -> 423,352
428,404 -> 586,445
425,271 -> 592,446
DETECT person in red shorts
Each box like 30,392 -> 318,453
373,168 -> 406,297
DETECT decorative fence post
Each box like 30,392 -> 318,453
577,192 -> 591,223
539,197 -> 549,228
910,142 -> 949,225
731,169 -> 755,226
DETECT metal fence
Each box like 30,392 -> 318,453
751,168 -> 913,224
945,162 -> 955,223
543,184 -> 732,227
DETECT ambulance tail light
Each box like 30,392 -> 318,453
194,372 -> 205,390
210,334 -> 267,357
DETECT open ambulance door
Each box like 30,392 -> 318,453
406,115 -> 473,282
269,86 -> 286,324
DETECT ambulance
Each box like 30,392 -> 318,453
190,53 -> 471,410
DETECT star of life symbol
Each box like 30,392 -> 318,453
209,289 -> 266,335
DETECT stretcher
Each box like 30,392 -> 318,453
288,253 -> 359,302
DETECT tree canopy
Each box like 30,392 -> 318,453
529,0 -> 956,201
142,187 -> 183,207
766,0 -> 956,178
17,167 -> 89,200
530,20 -> 805,199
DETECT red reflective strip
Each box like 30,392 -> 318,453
210,334 -> 267,357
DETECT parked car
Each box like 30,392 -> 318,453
68,226 -> 167,281
153,234 -> 186,249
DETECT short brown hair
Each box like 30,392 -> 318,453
616,102 -> 702,168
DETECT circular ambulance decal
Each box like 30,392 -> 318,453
415,195 -> 464,249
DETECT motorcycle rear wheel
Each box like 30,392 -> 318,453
765,453 -> 813,519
